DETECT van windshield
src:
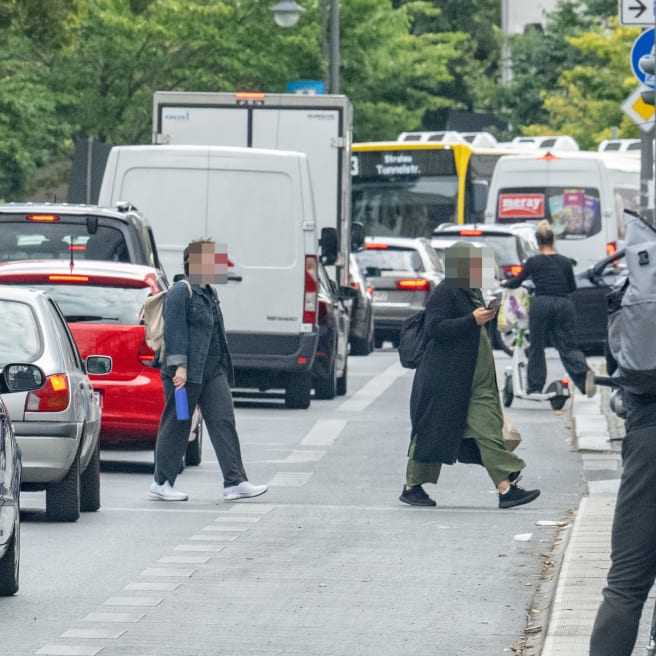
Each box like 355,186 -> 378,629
495,187 -> 602,239
0,220 -> 130,262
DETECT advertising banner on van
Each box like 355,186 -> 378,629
498,193 -> 545,219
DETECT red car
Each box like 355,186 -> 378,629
0,260 -> 203,460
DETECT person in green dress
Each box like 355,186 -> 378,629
402,243 -> 541,508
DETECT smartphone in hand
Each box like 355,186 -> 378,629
486,297 -> 501,312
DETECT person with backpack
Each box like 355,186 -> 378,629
589,211 -> 656,656
503,220 -> 597,399
148,239 -> 267,502
401,242 -> 541,508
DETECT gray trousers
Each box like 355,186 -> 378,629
153,365 -> 247,488
590,394 -> 656,655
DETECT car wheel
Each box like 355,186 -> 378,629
314,360 -> 337,400
374,336 -> 384,349
349,336 -> 369,356
0,514 -> 19,596
185,419 -> 203,467
285,372 -> 312,409
46,453 -> 81,522
80,440 -> 101,512
336,357 -> 348,396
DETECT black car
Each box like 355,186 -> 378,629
347,253 -> 375,356
572,250 -> 626,354
312,262 -> 357,400
0,363 -> 45,595
0,201 -> 165,277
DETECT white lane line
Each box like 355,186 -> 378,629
213,515 -> 260,523
266,449 -> 326,464
216,504 -> 274,515
36,647 -> 103,656
158,555 -> 210,564
174,544 -> 225,552
140,567 -> 196,577
103,597 -> 162,607
338,361 -> 408,412
60,628 -> 125,639
202,525 -> 247,532
267,472 -> 313,487
300,419 -> 347,447
81,612 -> 144,623
123,582 -> 180,592
188,534 -> 238,542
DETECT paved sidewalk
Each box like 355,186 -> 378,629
539,384 -> 654,655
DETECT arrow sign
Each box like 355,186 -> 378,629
620,0 -> 654,25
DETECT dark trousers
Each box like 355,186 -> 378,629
153,366 -> 247,488
526,295 -> 589,394
590,395 -> 656,655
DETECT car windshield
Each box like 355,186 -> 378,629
0,219 -> 130,262
357,248 -> 422,273
0,300 -> 41,364
10,284 -> 152,325
441,233 -> 520,266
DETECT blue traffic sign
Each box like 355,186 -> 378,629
630,28 -> 655,88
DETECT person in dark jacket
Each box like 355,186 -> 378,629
148,239 -> 267,502
401,243 -> 541,508
504,220 -> 596,398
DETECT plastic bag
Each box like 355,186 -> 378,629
497,287 -> 530,332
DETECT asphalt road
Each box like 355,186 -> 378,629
2,348 -> 585,656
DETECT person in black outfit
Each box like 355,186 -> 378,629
504,220 -> 596,398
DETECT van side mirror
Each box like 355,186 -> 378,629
339,285 -> 359,300
471,181 -> 489,215
320,227 -> 338,265
351,222 -> 365,252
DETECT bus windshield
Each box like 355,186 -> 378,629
351,148 -> 458,238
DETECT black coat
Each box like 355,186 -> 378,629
410,284 -> 482,464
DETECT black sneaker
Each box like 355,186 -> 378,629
399,485 -> 436,507
498,485 -> 540,509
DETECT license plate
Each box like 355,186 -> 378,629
373,291 -> 388,302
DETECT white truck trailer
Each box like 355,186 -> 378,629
152,90 -> 357,287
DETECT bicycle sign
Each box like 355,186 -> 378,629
631,28 -> 655,88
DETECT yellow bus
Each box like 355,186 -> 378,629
351,141 -> 512,238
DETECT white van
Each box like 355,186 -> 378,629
98,145 -> 337,409
484,151 -> 640,271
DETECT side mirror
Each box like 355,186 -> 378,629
339,285 -> 359,300
320,227 -> 338,266
351,222 -> 365,252
471,181 -> 489,215
86,355 -> 112,376
1,364 -> 45,393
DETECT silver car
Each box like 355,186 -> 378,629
0,286 -> 110,522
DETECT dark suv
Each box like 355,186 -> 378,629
0,202 -> 164,276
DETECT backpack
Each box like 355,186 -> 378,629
607,209 -> 656,394
398,310 -> 428,369
141,279 -> 192,367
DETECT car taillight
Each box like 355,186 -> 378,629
396,279 -> 430,291
25,374 -> 70,412
501,264 -> 523,277
138,340 -> 156,366
459,229 -> 483,236
365,242 -> 389,249
26,214 -> 60,222
303,255 -> 318,325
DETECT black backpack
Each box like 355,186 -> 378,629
398,310 -> 428,369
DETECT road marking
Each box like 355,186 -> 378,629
216,504 -> 273,514
35,647 -> 103,656
267,449 -> 326,463
188,534 -> 238,542
140,567 -> 196,577
300,419 -> 347,446
123,582 -> 180,591
60,628 -> 125,639
267,472 -> 313,487
158,555 -> 210,564
213,515 -> 260,522
103,596 -> 162,607
81,612 -> 144,623
337,362 -> 407,412
202,525 -> 249,532
174,543 -> 225,552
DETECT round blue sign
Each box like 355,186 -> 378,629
631,28 -> 655,89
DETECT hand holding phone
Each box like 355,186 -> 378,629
486,297 -> 501,312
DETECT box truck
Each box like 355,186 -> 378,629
98,145 -> 339,409
152,90 -> 359,287
484,151 -> 640,272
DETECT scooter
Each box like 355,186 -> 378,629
501,321 -> 571,411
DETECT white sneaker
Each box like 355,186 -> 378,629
148,480 -> 188,501
223,481 -> 268,501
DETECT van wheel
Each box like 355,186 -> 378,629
46,454 -> 81,522
185,420 -> 203,466
314,361 -> 337,399
336,358 -> 348,396
0,515 -> 19,595
285,373 -> 311,409
80,440 -> 101,512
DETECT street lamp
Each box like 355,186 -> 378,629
270,0 -> 340,94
